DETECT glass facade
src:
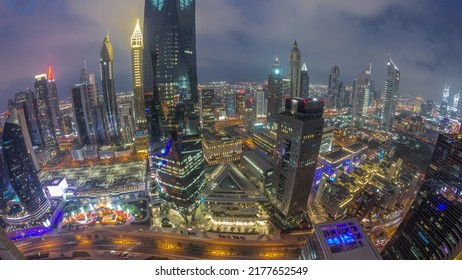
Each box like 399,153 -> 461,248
382,133 -> 462,259
2,113 -> 50,219
34,74 -> 57,150
100,35 -> 120,144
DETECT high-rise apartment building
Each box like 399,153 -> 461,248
131,19 -> 146,130
100,34 -> 120,144
2,113 -> 50,220
380,54 -> 400,132
382,133 -> 462,260
267,57 -> 283,130
270,98 -> 324,218
289,41 -> 301,98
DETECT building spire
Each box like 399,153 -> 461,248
47,65 -> 55,82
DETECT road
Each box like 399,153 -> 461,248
14,226 -> 305,260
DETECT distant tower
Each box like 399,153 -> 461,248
267,57 -> 283,130
131,19 -> 146,130
352,62 -> 372,127
0,142 -> 15,214
300,62 -> 310,99
71,85 -> 90,145
289,41 -> 302,98
100,34 -> 120,144
2,112 -> 50,220
382,133 -> 462,260
380,52 -> 400,132
199,88 -> 215,131
271,98 -> 324,219
440,84 -> 450,117
244,97 -> 256,132
451,90 -> 460,119
256,91 -> 266,118
47,65 -> 61,135
34,74 -> 57,150
327,66 -> 340,109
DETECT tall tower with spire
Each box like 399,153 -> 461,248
300,62 -> 310,99
352,61 -> 373,127
47,65 -> 61,135
100,34 -> 120,144
289,40 -> 302,98
380,52 -> 400,132
131,19 -> 146,130
267,57 -> 283,130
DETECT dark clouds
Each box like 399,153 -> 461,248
0,0 -> 461,111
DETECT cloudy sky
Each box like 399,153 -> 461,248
0,0 -> 461,111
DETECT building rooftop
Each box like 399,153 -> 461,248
320,149 -> 352,164
313,218 -> 382,260
343,142 -> 367,154
242,150 -> 274,172
201,163 -> 267,202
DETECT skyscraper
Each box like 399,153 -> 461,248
327,66 -> 340,109
380,53 -> 400,132
14,90 -> 41,147
47,65 -> 61,135
267,57 -> 283,130
144,0 -> 205,222
71,85 -> 90,145
440,85 -> 450,118
382,133 -> 462,260
34,74 -> 57,150
131,19 -> 146,130
270,98 -> 324,218
143,0 -> 198,104
300,62 -> 310,99
244,97 -> 256,132
2,113 -> 50,220
199,88 -> 215,131
0,141 -> 15,214
351,63 -> 372,127
289,41 -> 301,98
256,91 -> 266,118
100,34 -> 120,144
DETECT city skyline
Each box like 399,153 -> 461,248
1,0 -> 462,111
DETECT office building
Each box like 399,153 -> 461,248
300,63 -> 309,99
47,65 -> 61,135
380,53 -> 400,132
289,41 -> 301,98
71,85 -> 90,145
440,85 -> 450,118
131,19 -> 146,130
252,129 -> 277,158
240,149 -> 274,192
244,97 -> 256,132
267,57 -> 283,130
200,88 -> 215,131
352,63 -> 372,127
118,101 -> 136,143
2,113 -> 50,220
100,34 -> 120,144
270,98 -> 324,218
202,128 -> 242,165
382,133 -> 462,260
34,74 -> 57,150
0,142 -> 15,214
143,0 -> 197,103
256,91 -> 266,118
327,66 -> 340,109
13,91 -> 41,146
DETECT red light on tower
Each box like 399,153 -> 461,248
48,65 -> 55,82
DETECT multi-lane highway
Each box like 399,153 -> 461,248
14,226 -> 306,260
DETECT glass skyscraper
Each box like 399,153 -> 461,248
144,0 -> 204,222
2,113 -> 50,220
100,34 -> 120,144
380,54 -> 400,132
382,133 -> 462,260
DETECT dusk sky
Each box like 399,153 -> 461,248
1,0 -> 461,111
